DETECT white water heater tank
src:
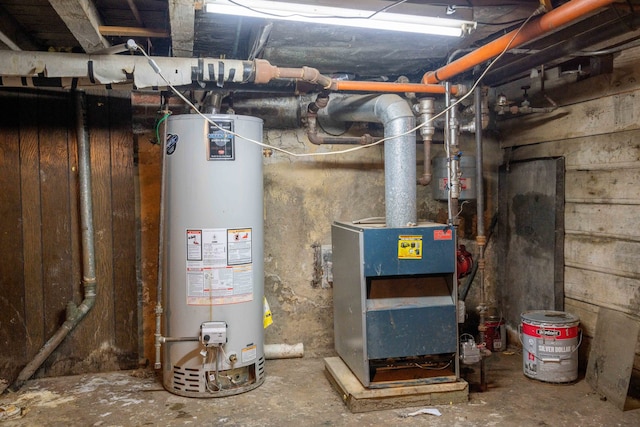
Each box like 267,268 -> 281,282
162,113 -> 265,397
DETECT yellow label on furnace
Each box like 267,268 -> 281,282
398,235 -> 423,259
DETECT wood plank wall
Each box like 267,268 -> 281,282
497,47 -> 640,369
0,89 -> 137,386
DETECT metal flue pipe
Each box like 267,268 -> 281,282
417,98 -> 435,186
11,91 -> 97,391
422,0 -> 618,84
318,94 -> 416,227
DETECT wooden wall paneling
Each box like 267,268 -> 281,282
500,87 -> 640,148
507,129 -> 640,171
66,93 -> 81,319
0,91 -> 27,370
496,48 -> 640,117
565,297 -> 599,368
109,93 -> 137,360
565,234 -> 640,279
18,92 -> 45,359
37,92 -> 74,344
79,89 -> 115,357
565,203 -> 640,242
565,169 -> 640,204
565,267 -> 640,315
565,298 -> 599,338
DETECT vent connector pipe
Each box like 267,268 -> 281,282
318,94 -> 416,227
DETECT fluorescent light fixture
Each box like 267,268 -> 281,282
204,0 -> 476,37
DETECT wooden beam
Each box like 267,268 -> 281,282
98,26 -> 169,38
169,0 -> 195,57
0,30 -> 20,51
0,4 -> 41,51
48,0 -> 110,53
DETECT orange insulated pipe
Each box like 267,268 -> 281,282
422,0 -> 618,84
331,80 -> 462,95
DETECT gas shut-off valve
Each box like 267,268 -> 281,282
201,321 -> 227,347
460,334 -> 491,365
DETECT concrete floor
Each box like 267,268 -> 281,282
1,352 -> 638,427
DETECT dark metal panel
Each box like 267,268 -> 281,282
586,307 -> 640,411
332,222 -> 367,386
366,305 -> 457,359
362,225 -> 455,277
498,158 -> 565,330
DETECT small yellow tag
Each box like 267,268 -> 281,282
263,297 -> 273,329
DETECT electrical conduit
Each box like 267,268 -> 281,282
10,91 -> 97,391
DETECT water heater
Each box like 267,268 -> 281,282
162,113 -> 265,397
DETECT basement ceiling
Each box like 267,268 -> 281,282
0,1 -> 639,89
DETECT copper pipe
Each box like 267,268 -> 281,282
254,59 -> 460,95
422,0 -> 618,84
306,93 -> 374,145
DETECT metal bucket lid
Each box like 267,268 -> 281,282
521,310 -> 579,325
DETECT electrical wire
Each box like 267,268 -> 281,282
155,112 -> 171,144
130,5 -> 542,159
477,18 -> 527,26
412,360 -> 453,371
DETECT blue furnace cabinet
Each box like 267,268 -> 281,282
332,221 -> 459,388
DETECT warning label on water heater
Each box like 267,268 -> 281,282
185,228 -> 253,305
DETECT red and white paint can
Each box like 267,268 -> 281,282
521,310 -> 581,383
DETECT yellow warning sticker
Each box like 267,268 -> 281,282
263,297 -> 273,329
398,235 -> 423,259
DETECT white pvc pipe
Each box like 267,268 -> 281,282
264,343 -> 304,359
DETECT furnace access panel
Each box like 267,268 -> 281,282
331,221 -> 458,388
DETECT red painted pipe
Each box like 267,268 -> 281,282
422,0 -> 618,84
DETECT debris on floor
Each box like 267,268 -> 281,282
401,407 -> 442,417
0,403 -> 23,420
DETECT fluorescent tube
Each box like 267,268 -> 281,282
204,0 -> 476,37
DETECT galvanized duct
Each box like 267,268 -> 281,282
318,94 -> 416,227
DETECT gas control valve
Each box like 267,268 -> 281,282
200,321 -> 227,347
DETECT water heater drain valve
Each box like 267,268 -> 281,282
201,321 -> 227,347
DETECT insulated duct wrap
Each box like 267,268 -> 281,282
0,51 -> 254,89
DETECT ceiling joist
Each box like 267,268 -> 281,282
48,0 -> 110,53
169,0 -> 196,57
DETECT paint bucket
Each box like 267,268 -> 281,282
520,310 -> 581,383
484,316 -> 506,352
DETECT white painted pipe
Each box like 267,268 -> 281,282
264,343 -> 304,359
